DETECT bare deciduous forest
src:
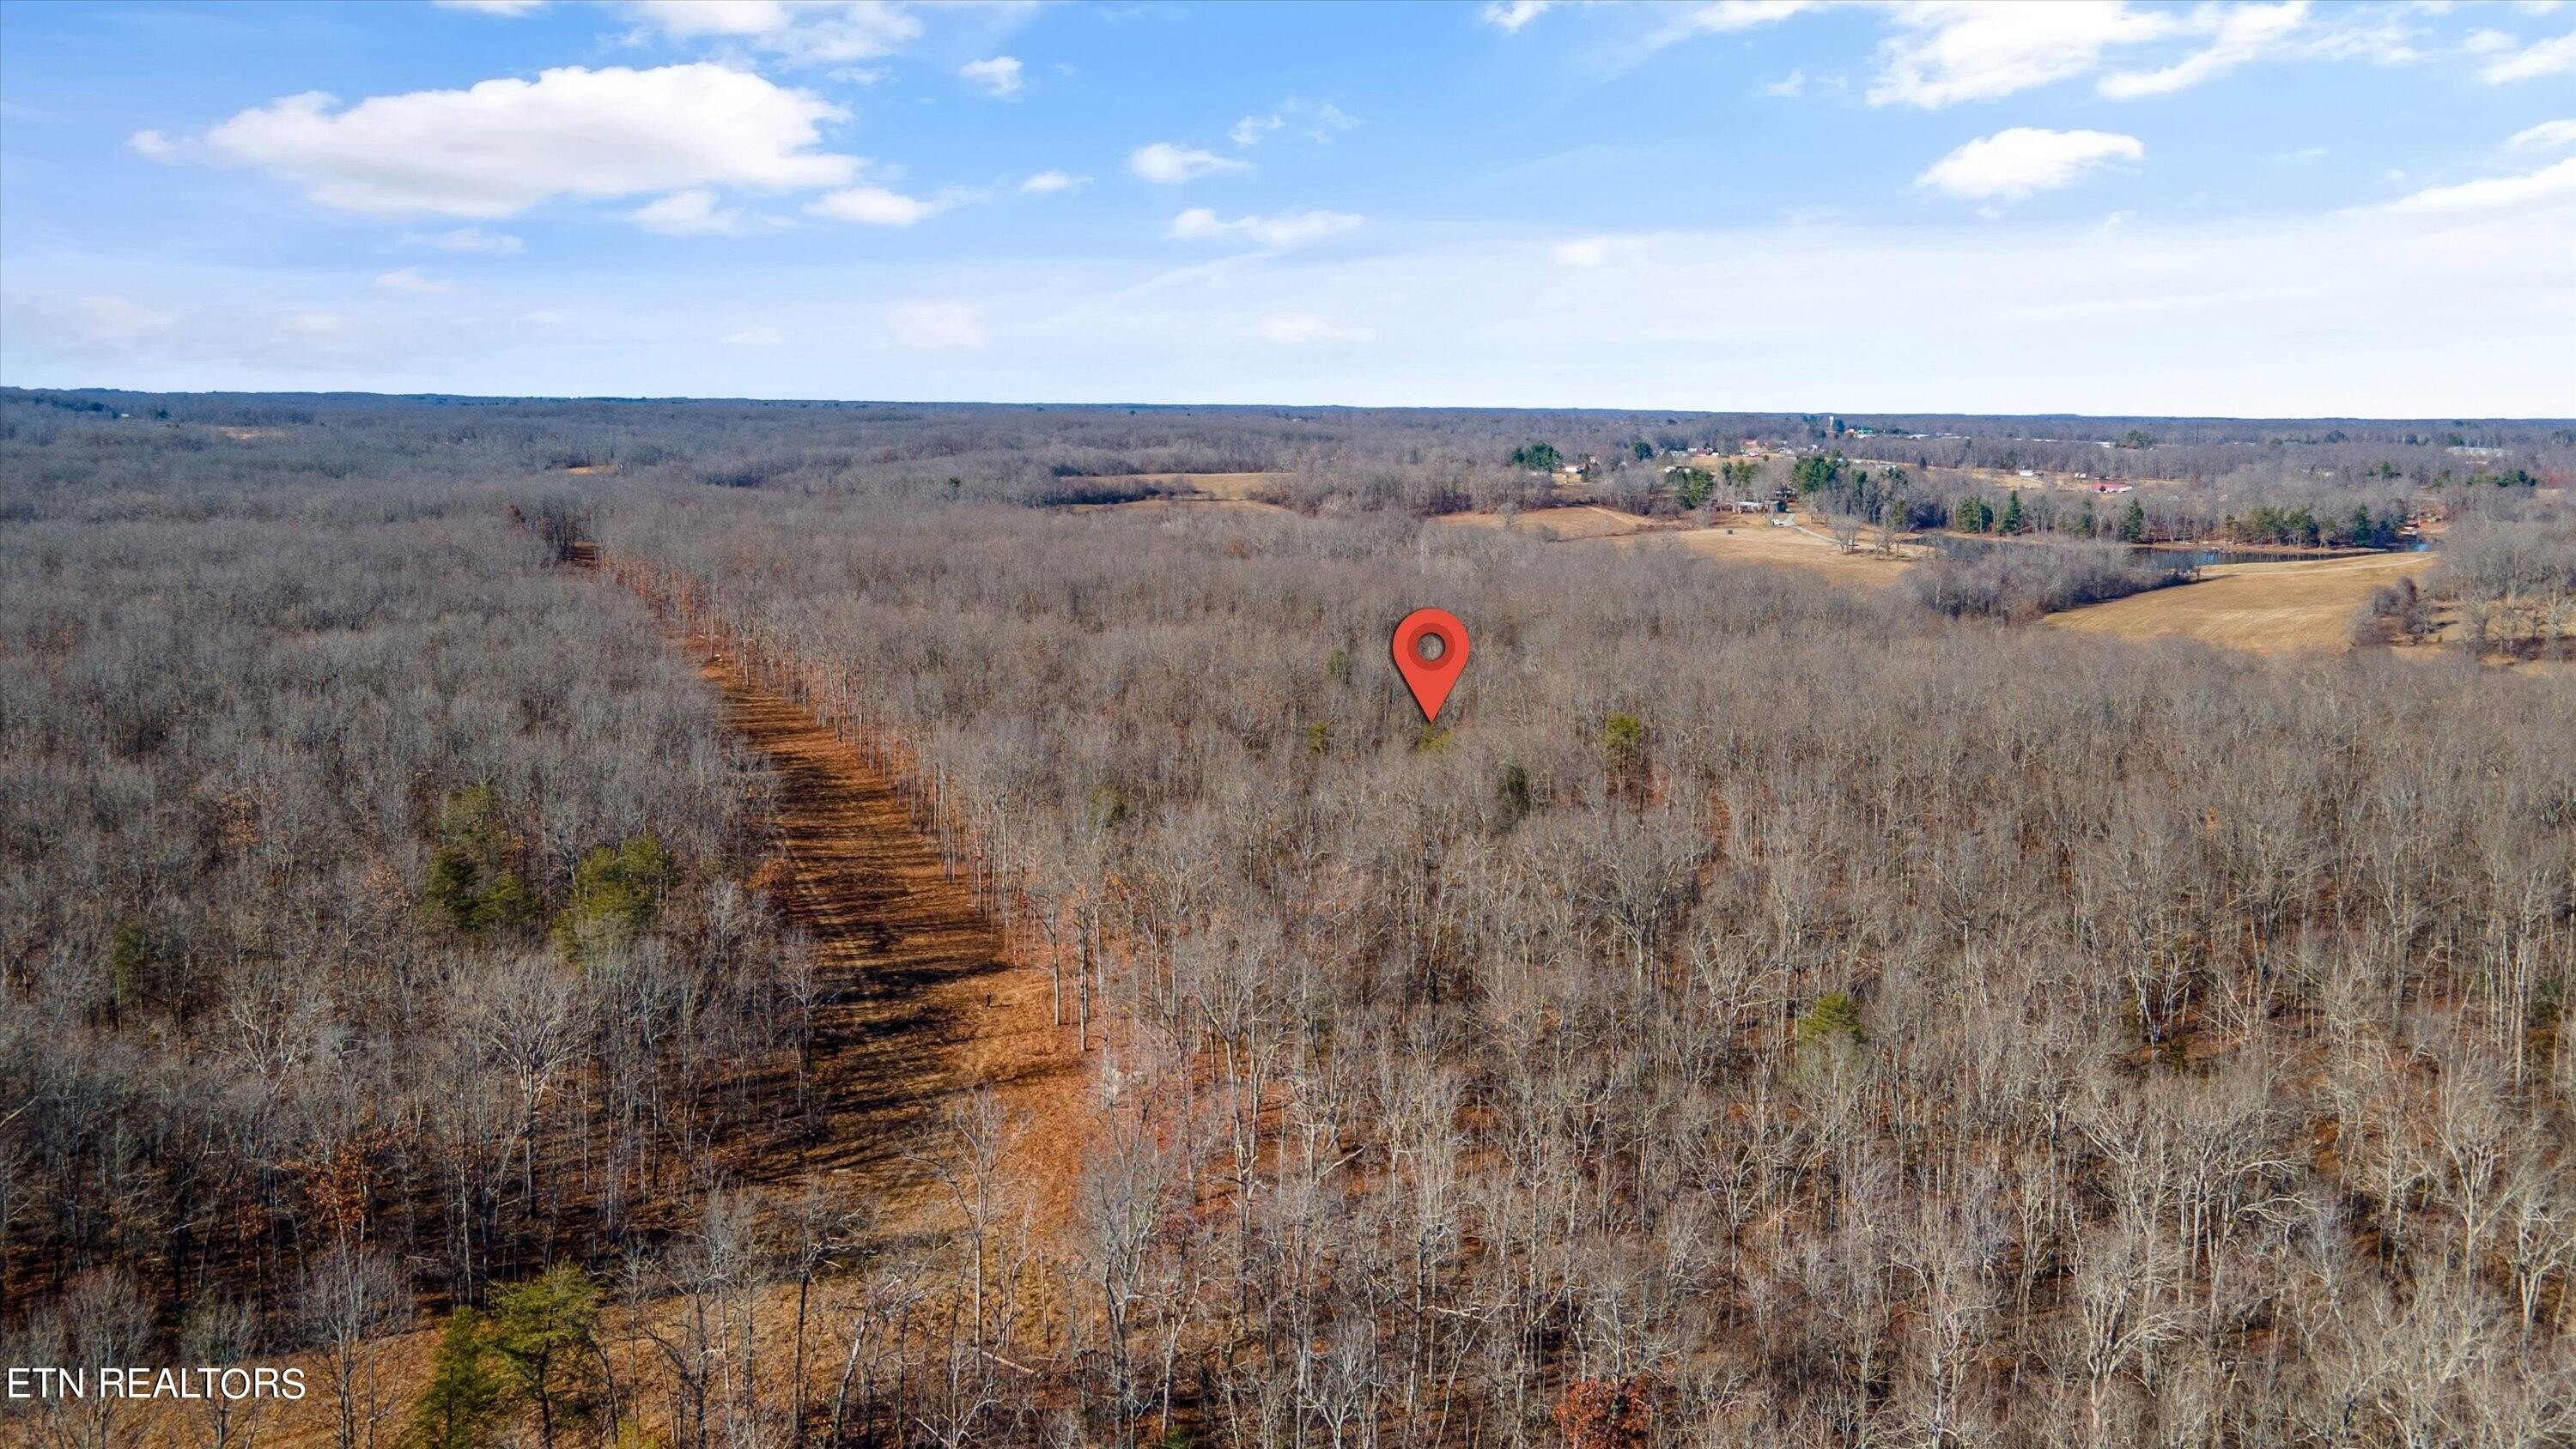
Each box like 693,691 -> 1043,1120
3,388 -> 2573,1446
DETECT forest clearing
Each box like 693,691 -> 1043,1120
2043,550 -> 2439,652
652,598 -> 1088,1235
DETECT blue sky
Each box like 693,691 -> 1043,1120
3,0 -> 2571,415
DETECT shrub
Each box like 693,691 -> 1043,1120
424,785 -> 538,936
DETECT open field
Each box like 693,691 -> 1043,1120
1088,470 -> 1273,500
1434,503 -> 1666,539
1068,494 -> 1297,518
2042,549 -> 2436,652
1438,506 -> 1921,588
1610,517 -> 1918,589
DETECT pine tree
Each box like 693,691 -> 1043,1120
2119,497 -> 2148,543
491,1265 -> 599,1449
407,1307 -> 507,1449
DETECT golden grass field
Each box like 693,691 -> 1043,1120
1436,504 -> 1659,540
1615,518 -> 1918,590
2043,550 -> 2438,653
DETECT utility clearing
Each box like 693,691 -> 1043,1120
690,644 -> 1088,1235
2043,550 -> 2436,652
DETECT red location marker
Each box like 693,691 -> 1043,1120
1392,608 -> 1471,724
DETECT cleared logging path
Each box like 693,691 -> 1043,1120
590,543 -> 1087,1241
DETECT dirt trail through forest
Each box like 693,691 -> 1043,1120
690,644 -> 1088,1238
571,542 -> 1089,1243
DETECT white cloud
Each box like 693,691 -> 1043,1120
1229,100 -> 1357,148
126,129 -> 178,161
1129,142 -> 1250,185
959,57 -> 1024,97
1763,69 -> 1808,97
373,267 -> 453,293
2509,118 -> 2576,151
1249,315 -> 1372,344
1871,1 -> 2177,107
1481,1 -> 1552,33
722,324 -> 785,347
2384,156 -> 2576,212
1021,170 -> 1084,194
1553,237 -> 1620,267
807,185 -> 940,225
12,194 -> 2567,411
410,227 -> 525,253
1167,208 -> 1362,248
2097,0 -> 2307,98
2480,30 -> 2576,82
888,301 -> 985,349
435,0 -> 544,14
1603,1 -> 1812,69
2,294 -> 415,373
619,1 -> 922,63
17,294 -> 181,347
1665,1 -> 1812,38
1917,127 -> 2144,201
197,64 -> 854,217
629,187 -> 773,236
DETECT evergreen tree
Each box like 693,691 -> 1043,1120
2118,497 -> 2148,543
491,1265 -> 599,1449
407,1307 -> 507,1449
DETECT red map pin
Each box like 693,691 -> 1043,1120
1392,608 -> 1471,724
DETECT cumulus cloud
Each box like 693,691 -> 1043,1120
2480,30 -> 2576,82
619,0 -> 922,64
2384,156 -> 2576,213
1021,170 -> 1084,194
126,129 -> 179,161
1129,142 -> 1250,185
1167,208 -> 1362,247
959,56 -> 1023,97
435,0 -> 544,13
410,227 -> 524,253
1553,237 -> 1620,267
1917,127 -> 2144,201
629,188 -> 775,235
373,267 -> 453,293
888,301 -> 984,349
196,64 -> 854,217
807,185 -> 940,225
1480,1 -> 1552,33
722,324 -> 785,347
